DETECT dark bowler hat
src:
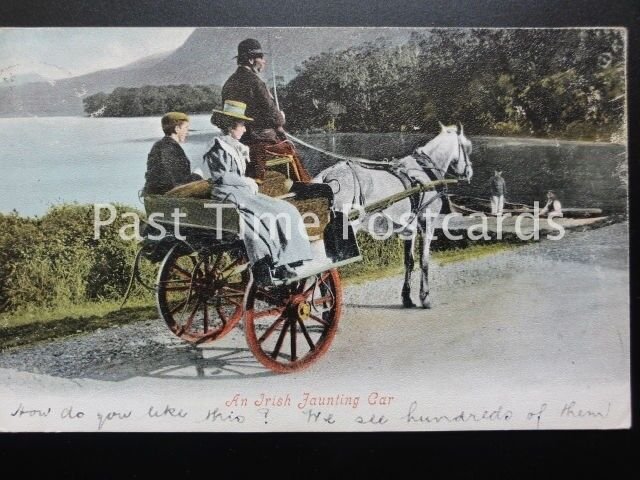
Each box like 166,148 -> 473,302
235,38 -> 266,59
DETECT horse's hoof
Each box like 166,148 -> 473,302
402,298 -> 416,308
420,296 -> 432,309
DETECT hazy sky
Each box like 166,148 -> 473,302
0,28 -> 195,79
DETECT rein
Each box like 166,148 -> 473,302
287,129 -> 470,218
286,131 -> 371,163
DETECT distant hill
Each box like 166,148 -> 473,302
0,72 -> 52,88
0,27 -> 414,117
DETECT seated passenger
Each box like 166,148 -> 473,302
205,100 -> 312,275
143,112 -> 203,195
539,190 -> 562,216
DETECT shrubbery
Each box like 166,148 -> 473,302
0,204 -> 153,317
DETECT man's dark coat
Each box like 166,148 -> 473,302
221,66 -> 285,143
143,136 -> 202,195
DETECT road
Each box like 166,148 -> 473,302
0,223 -> 630,431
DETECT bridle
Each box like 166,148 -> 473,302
413,133 -> 472,182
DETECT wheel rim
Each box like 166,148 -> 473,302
157,244 -> 249,344
245,269 -> 342,373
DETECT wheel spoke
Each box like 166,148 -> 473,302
163,285 -> 191,292
172,264 -> 193,279
300,275 -> 325,299
258,314 -> 285,343
220,256 -> 243,277
254,287 -> 281,304
183,301 -> 201,332
254,307 -> 284,320
162,278 -> 207,287
211,252 -> 223,272
217,293 -> 244,301
312,295 -> 334,305
225,255 -> 243,269
297,318 -> 316,351
203,303 -> 210,333
169,299 -> 188,316
215,306 -> 228,327
308,314 -> 329,327
221,286 -> 247,296
290,317 -> 297,361
222,297 -> 242,308
162,278 -> 191,285
270,318 -> 289,359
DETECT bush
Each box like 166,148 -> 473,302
0,204 -> 153,316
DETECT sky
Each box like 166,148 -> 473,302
0,28 -> 195,80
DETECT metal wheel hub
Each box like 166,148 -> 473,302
293,301 -> 311,321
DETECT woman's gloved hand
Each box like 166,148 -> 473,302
246,177 -> 259,194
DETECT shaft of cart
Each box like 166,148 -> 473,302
347,179 -> 459,221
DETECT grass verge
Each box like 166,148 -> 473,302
432,243 -> 518,266
0,299 -> 155,352
0,242 -> 521,352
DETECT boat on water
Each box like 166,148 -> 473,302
447,195 -> 604,219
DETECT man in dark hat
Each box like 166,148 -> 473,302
219,38 -> 310,182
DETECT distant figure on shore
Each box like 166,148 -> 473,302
143,112 -> 203,195
539,190 -> 563,216
489,170 -> 507,215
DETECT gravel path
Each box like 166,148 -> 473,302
0,223 -> 628,383
0,223 -> 630,432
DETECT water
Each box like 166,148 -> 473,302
294,133 -> 628,215
0,116 -> 627,217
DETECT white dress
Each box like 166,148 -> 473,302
202,135 -> 312,267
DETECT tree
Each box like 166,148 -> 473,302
82,84 -> 222,117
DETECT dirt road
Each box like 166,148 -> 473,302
0,223 -> 629,431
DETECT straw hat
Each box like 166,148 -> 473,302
211,100 -> 254,122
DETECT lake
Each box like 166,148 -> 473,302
0,115 -> 627,217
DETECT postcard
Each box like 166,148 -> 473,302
0,26 -> 629,432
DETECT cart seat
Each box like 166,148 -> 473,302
259,170 -> 290,197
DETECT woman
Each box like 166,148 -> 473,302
204,100 -> 312,275
539,190 -> 563,217
143,111 -> 202,195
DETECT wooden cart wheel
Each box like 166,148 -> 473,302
156,243 -> 249,344
244,269 -> 342,373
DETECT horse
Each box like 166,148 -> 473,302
312,122 -> 473,308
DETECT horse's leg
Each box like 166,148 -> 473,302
419,217 -> 436,309
402,235 -> 416,308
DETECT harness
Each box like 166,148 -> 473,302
345,158 -> 428,216
288,130 -> 471,220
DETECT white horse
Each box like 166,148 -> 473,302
312,123 -> 473,308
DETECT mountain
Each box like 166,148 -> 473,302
0,72 -> 52,88
0,27 -> 415,117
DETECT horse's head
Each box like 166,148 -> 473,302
415,122 -> 473,183
451,122 -> 473,182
